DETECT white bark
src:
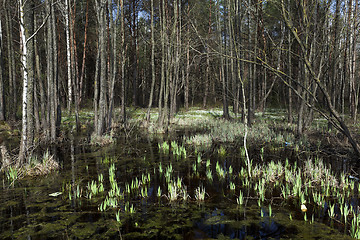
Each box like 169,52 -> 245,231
65,0 -> 72,111
19,0 -> 28,163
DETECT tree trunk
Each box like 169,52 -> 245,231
70,0 -> 80,131
146,0 -> 156,122
170,0 -> 179,118
203,0 -> 212,108
46,0 -> 54,140
4,2 -> 16,120
0,17 -> 4,121
132,1 -> 138,106
185,2 -> 190,111
34,16 -> 42,132
217,1 -> 229,119
348,0 -> 358,122
107,0 -> 120,131
120,0 -> 126,123
19,0 -> 35,164
158,0 -> 166,128
79,0 -> 89,105
97,0 -> 108,136
94,41 -> 100,131
281,0 -> 360,156
52,0 -> 59,138
287,0 -> 292,124
65,0 -> 72,112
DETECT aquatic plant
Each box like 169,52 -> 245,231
216,161 -> 225,179
131,177 -> 140,190
229,182 -> 235,191
116,210 -> 122,224
281,186 -> 287,199
260,147 -> 264,161
206,169 -> 213,181
328,203 -> 335,218
158,162 -> 163,174
176,176 -> 182,189
158,141 -> 170,154
141,172 -> 150,185
257,178 -> 266,202
167,182 -> 179,201
109,163 -> 116,185
125,202 -> 135,214
74,184 -> 82,199
237,190 -> 244,205
125,183 -> 130,194
140,186 -> 148,198
6,166 -> 18,184
87,180 -> 99,198
218,145 -> 226,157
195,186 -> 206,201
165,164 -> 173,182
265,161 -> 283,182
312,191 -> 323,206
192,162 -> 197,173
157,186 -> 162,198
351,214 -> 360,239
98,173 -> 104,183
344,203 -> 350,224
206,159 -> 211,169
229,165 -> 233,176
170,141 -> 187,159
197,154 -> 202,164
181,186 -> 189,201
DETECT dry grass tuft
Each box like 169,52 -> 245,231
25,152 -> 59,176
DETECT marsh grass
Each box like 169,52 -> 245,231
3,150 -> 59,185
184,134 -> 212,152
6,166 -> 18,184
25,150 -> 59,176
90,132 -> 116,146
195,186 -> 206,201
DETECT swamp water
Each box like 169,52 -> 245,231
0,133 -> 357,239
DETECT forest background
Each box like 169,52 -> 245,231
0,0 -> 359,163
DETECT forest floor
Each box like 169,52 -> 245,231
0,106 -> 359,162
127,106 -> 359,161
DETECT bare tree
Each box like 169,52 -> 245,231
4,0 -> 16,120
280,0 -> 360,155
146,0 -> 156,122
120,0 -> 126,123
19,0 -> 34,163
0,15 -> 4,121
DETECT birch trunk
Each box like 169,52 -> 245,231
65,0 -> 72,112
120,0 -> 126,123
19,0 -> 29,164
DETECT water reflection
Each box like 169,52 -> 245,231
0,132 -> 356,239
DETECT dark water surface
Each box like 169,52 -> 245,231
0,133 -> 355,239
